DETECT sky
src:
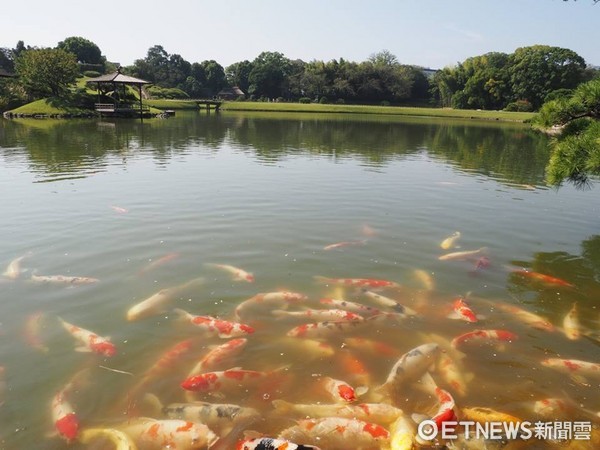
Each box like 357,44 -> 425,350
1,0 -> 598,69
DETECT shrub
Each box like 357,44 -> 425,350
299,97 -> 311,104
276,97 -> 284,103
336,98 -> 345,104
319,96 -> 328,104
380,100 -> 390,106
147,86 -> 189,99
83,70 -> 101,78
504,99 -> 533,112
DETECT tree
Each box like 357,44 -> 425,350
248,51 -> 292,98
200,60 -> 226,96
15,48 -> 79,97
226,60 -> 254,93
534,78 -> 600,187
57,36 -> 103,65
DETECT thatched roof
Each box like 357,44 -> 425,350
86,69 -> 150,85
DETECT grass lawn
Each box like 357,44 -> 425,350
221,102 -> 536,122
8,98 -> 91,116
144,99 -> 204,110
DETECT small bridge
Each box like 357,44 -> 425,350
195,100 -> 222,111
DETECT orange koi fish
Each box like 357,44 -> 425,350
237,438 -> 321,450
24,311 -> 49,353
119,418 -> 217,449
448,297 -> 478,323
279,337 -> 336,360
336,349 -> 371,386
278,417 -> 389,449
286,320 -> 366,339
174,309 -> 254,338
59,318 -> 116,357
440,232 -> 461,250
314,276 -> 400,289
512,269 -> 574,288
137,252 -> 180,275
320,298 -> 381,317
187,338 -> 248,376
234,291 -> 307,320
180,368 -> 272,393
344,337 -> 401,358
323,240 -> 366,251
205,263 -> 254,282
272,308 -> 363,322
451,329 -> 518,349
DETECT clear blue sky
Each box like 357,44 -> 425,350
1,0 -> 598,68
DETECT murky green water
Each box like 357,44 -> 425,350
1,112 -> 599,449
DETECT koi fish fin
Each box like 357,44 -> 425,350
355,385 -> 369,397
142,393 -> 164,417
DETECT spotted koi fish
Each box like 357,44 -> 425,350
448,297 -> 478,323
286,319 -> 366,339
59,318 -> 116,357
512,269 -> 574,288
237,438 -> 321,450
31,274 -> 99,284
180,368 -> 272,393
278,417 -> 390,449
363,291 -> 419,316
235,291 -> 307,320
451,329 -> 518,349
118,418 -> 218,450
320,298 -> 381,317
272,308 -> 363,322
314,276 -> 400,289
205,263 -> 254,282
187,338 -> 248,376
541,358 -> 600,377
174,309 -> 254,338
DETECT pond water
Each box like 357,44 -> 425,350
0,112 -> 599,449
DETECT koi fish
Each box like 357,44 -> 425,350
320,376 -> 364,403
361,224 -> 377,237
286,319 -> 366,339
377,343 -> 441,397
110,205 -> 128,213
78,428 -> 138,450
451,329 -> 518,349
24,311 -> 49,353
126,277 -> 204,321
3,253 -> 30,279
31,274 -> 99,284
278,417 -> 389,449
314,276 -> 400,289
137,252 -> 180,276
512,269 -> 574,288
174,309 -> 254,338
438,247 -> 487,261
0,366 -> 5,407
272,400 -> 403,426
187,339 -> 248,376
235,291 -> 307,320
430,385 -> 457,433
532,397 -> 600,421
118,418 -> 217,450
272,308 -> 363,322
205,263 -> 254,282
541,358 -> 600,384
59,318 -> 116,357
388,414 -> 416,450
440,232 -> 461,250
412,269 -> 436,291
323,240 -> 366,251
319,298 -> 380,317
344,337 -> 401,358
491,301 -> 554,331
461,406 -> 522,425
237,438 -> 321,450
51,369 -> 89,442
435,352 -> 472,397
447,297 -> 478,323
362,291 -> 419,316
562,302 -> 581,340
180,368 -> 272,393
279,337 -> 336,360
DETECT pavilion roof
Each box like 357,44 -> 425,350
86,69 -> 151,85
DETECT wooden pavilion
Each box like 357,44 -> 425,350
86,67 -> 151,117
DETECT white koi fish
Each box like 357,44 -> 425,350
272,400 -> 403,426
272,308 -> 363,322
319,298 -> 381,317
59,318 -> 116,357
235,291 -> 307,320
562,302 -> 581,340
31,274 -> 99,285
278,417 -> 389,449
440,232 -> 461,250
118,418 -> 217,450
174,309 -> 254,338
79,428 -> 138,450
126,277 -> 204,321
205,263 -> 254,282
363,291 -> 419,316
110,205 -> 128,214
3,253 -> 30,279
438,247 -> 487,261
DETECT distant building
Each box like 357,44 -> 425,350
0,68 -> 16,78
217,86 -> 246,100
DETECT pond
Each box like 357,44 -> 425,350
0,112 -> 599,449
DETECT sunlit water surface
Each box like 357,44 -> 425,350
1,112 -> 599,449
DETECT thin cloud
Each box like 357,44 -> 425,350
444,24 -> 484,42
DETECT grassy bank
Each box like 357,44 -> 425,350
7,98 -> 92,116
144,99 -> 202,110
221,101 -> 535,122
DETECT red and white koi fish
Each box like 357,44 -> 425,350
59,318 -> 116,357
3,253 -> 30,279
187,338 -> 248,376
541,358 -> 600,378
363,291 -> 419,316
180,368 -> 272,393
234,291 -> 307,320
435,352 -> 472,397
272,308 -> 363,322
320,376 -> 363,403
110,205 -> 128,214
448,297 -> 478,323
118,418 -> 217,450
51,369 -> 89,442
533,397 -> 600,421
430,386 -> 457,432
323,240 -> 366,251
440,232 -> 461,250
24,311 -> 49,353
174,309 -> 254,338
137,252 -> 180,275
205,263 -> 254,282
451,329 -> 518,349
344,337 -> 401,358
320,298 -> 381,317
278,417 -> 389,449
126,277 -> 204,321
438,247 -> 487,261
237,438 -> 321,450
491,302 -> 554,331
562,302 -> 581,340
286,319 -> 366,339
378,343 -> 441,397
31,274 -> 99,285
314,276 -> 400,289
272,400 -> 402,426
511,269 -> 574,288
